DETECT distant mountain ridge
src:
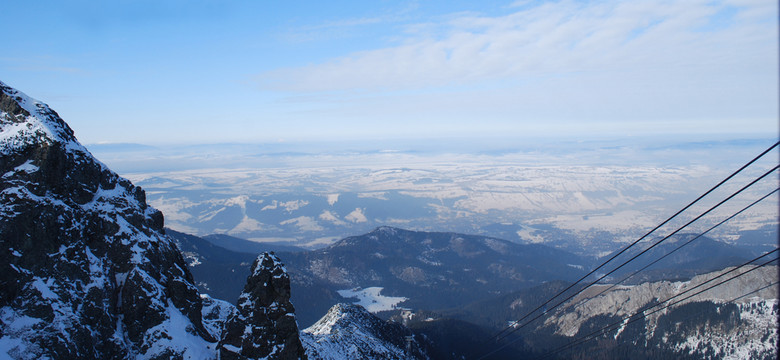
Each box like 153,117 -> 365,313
203,233 -> 307,254
599,233 -> 756,283
279,226 -> 590,326
167,229 -> 257,304
167,212 -> 777,358
173,226 -> 766,330
170,226 -> 590,326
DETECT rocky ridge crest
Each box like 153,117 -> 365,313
301,303 -> 428,360
540,265 -> 778,359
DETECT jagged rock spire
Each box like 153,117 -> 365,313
219,252 -> 307,360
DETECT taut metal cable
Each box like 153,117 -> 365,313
480,248 -> 779,360
535,253 -> 779,359
486,141 -> 779,345
583,187 -> 779,305
548,279 -> 779,360
493,164 -> 778,345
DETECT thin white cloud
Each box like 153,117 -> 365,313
276,3 -> 420,44
250,0 -> 776,138
257,0 -> 776,93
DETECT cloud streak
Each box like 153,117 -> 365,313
258,0 -> 776,93
249,0 -> 777,139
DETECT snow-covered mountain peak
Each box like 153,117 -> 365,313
1,81 -> 163,245
305,303 -> 378,336
373,226 -> 399,235
0,80 -> 85,156
302,303 -> 429,360
0,80 -> 215,358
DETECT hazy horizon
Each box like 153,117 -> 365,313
87,134 -> 777,172
84,136 -> 778,255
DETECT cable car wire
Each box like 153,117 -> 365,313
492,164 -> 777,346
534,253 -> 779,359
480,249 -> 778,360
486,141 -> 778,345
582,187 -> 779,306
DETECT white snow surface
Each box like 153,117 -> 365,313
124,159 -> 778,255
281,216 -> 325,232
344,208 -> 368,223
12,161 -> 38,174
301,304 -> 420,360
0,80 -> 88,156
337,287 -> 408,313
141,301 -> 217,359
200,295 -> 235,340
318,210 -> 346,225
0,308 -> 43,360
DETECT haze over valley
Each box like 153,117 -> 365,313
93,138 -> 779,257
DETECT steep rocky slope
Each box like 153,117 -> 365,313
530,265 -> 779,359
219,253 -> 307,360
301,303 -> 428,360
0,81 -> 305,359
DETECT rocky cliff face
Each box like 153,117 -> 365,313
0,81 -> 305,359
219,253 -> 307,360
537,265 -> 779,359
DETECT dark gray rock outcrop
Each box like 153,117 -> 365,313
0,80 -> 215,358
219,252 -> 307,360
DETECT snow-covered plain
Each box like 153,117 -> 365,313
92,139 -> 779,255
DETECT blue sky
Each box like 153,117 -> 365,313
1,0 -> 777,145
